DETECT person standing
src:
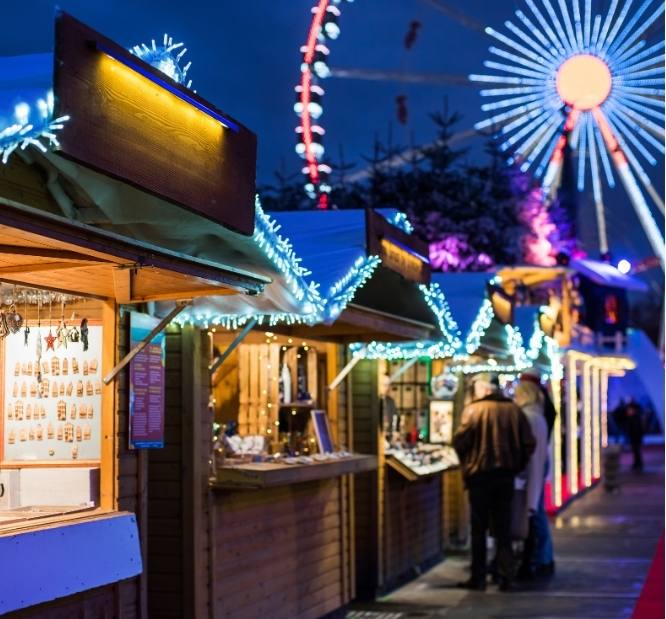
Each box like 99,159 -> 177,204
453,373 -> 536,592
514,380 -> 550,579
625,398 -> 645,471
518,370 -> 556,577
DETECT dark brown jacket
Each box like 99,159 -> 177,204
453,393 -> 536,481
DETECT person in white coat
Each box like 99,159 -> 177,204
514,380 -> 549,579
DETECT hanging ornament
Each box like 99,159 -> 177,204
80,317 -> 89,352
0,312 -> 8,339
23,295 -> 30,347
56,300 -> 67,349
6,297 -> 23,334
44,297 -> 55,352
36,298 -> 42,385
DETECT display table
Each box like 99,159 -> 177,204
213,455 -> 377,490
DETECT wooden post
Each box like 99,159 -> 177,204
100,298 -> 117,511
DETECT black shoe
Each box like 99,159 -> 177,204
457,579 -> 486,591
516,564 -> 535,581
498,577 -> 513,592
535,561 -> 555,577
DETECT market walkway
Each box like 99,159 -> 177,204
347,446 -> 664,619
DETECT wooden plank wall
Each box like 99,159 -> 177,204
147,325 -> 184,618
147,326 -> 211,619
382,470 -> 443,590
5,584 -> 119,619
350,359 -> 380,599
212,479 -> 344,619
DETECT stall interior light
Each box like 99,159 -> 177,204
96,42 -> 239,133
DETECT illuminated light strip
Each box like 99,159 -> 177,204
566,353 -> 579,496
583,0 -> 591,48
489,45 -> 551,73
576,112 -> 588,191
556,0 -> 579,51
595,0 -> 620,52
609,1 -> 663,59
483,59 -> 550,79
514,10 -> 559,57
525,0 -> 567,54
590,14 -> 602,50
549,342 -> 563,507
505,19 -> 561,65
592,365 -> 601,479
541,0 -> 575,54
593,107 -> 665,266
582,359 -> 593,488
97,43 -> 239,132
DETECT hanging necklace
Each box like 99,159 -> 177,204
23,294 -> 30,347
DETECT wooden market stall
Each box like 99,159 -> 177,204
0,11 -> 265,618
145,207 -> 444,618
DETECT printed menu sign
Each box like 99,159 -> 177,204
129,313 -> 165,449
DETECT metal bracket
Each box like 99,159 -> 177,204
389,356 -> 419,383
328,347 -> 366,391
103,301 -> 190,385
209,318 -> 258,381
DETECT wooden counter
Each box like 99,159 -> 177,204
212,455 -> 377,490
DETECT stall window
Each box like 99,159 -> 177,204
0,287 -> 106,527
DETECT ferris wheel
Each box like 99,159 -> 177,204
293,0 -> 665,265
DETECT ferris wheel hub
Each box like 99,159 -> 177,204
556,54 -> 612,111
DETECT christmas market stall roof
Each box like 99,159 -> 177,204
0,13 -> 329,313
571,259 -> 649,292
354,271 -> 525,364
171,208 -> 454,342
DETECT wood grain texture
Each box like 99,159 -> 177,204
54,12 -> 257,236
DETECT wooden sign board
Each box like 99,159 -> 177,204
365,209 -> 431,285
53,12 -> 256,235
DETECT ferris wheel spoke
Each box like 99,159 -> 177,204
480,86 -> 545,96
608,103 -> 665,140
558,0 -> 582,50
609,1 -> 663,59
481,93 -> 542,113
590,14 -> 603,50
577,114 -> 589,191
483,27 -> 550,66
500,105 -> 551,135
606,108 -> 660,164
540,0 -> 576,54
572,0 -> 585,48
617,96 -> 665,123
614,40 -> 664,71
606,0 -> 651,55
617,90 -> 665,111
595,0 -> 621,52
504,19 -> 561,65
475,100 -> 544,131
489,46 -> 552,73
328,68 -> 474,86
484,60 -> 549,79
524,1 -> 567,55
594,107 -> 666,259
615,53 -> 665,76
592,120 -> 616,187
505,110 -> 557,156
522,114 -> 565,168
587,116 -> 609,253
583,0 -> 592,48
600,0 -> 634,55
510,13 -> 562,62
469,74 -> 542,86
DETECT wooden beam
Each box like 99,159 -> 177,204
113,268 -> 133,305
0,244 -> 110,262
0,261 -> 107,276
128,287 -> 235,303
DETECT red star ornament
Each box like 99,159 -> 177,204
45,330 -> 56,351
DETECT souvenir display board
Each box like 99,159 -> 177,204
2,326 -> 103,462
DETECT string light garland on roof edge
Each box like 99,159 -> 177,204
129,33 -> 194,90
325,255 -> 381,321
464,298 -> 495,355
419,283 -> 463,351
0,91 -> 69,164
390,211 -> 415,235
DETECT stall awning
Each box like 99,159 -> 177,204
571,259 -> 648,292
0,201 -> 268,301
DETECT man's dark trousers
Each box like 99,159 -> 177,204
468,471 -> 515,584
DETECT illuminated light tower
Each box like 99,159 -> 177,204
471,0 -> 665,266
295,0 -> 353,209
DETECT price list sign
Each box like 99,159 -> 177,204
129,312 -> 165,449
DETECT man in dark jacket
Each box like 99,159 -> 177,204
453,373 -> 536,591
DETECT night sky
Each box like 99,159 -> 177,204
1,1 -> 663,275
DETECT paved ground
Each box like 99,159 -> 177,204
348,447 -> 664,619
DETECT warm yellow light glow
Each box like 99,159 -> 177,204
566,354 -> 579,496
97,53 -> 224,139
582,361 -> 592,488
556,54 -> 612,110
550,356 -> 563,507
601,369 -> 609,448
592,366 -> 601,479
380,238 -> 426,279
